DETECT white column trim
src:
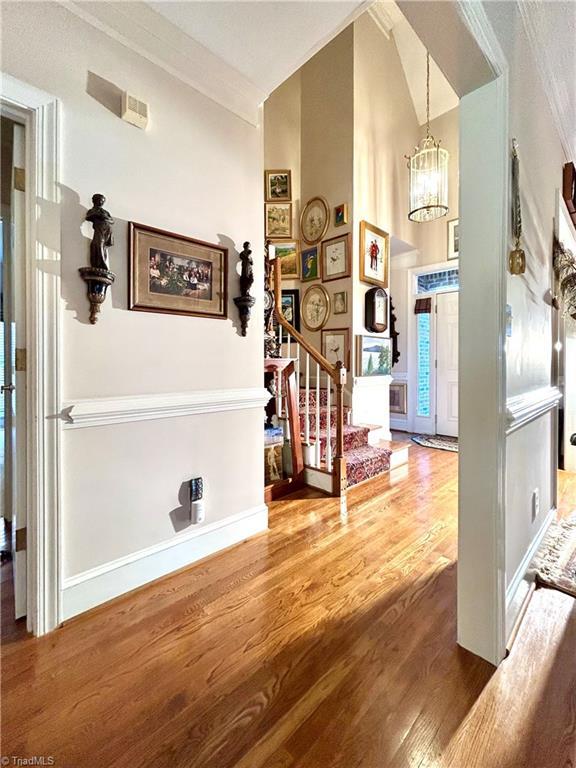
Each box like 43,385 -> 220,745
63,387 -> 271,428
506,386 -> 563,435
1,73 -> 62,635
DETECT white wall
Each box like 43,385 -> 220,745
1,2 -> 267,616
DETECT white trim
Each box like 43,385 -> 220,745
352,374 -> 393,388
505,506 -> 555,638
505,386 -> 562,435
1,74 -> 62,636
62,503 -> 268,620
390,417 -> 408,431
368,3 -> 395,40
303,466 -> 332,494
63,387 -> 271,429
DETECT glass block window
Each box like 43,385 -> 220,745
417,313 -> 431,417
417,268 -> 459,294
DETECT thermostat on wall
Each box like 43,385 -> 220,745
121,92 -> 149,130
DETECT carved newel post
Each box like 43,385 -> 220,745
233,241 -> 256,336
79,194 -> 116,324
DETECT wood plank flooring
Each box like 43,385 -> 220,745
1,443 -> 575,767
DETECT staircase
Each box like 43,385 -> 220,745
298,389 -> 392,488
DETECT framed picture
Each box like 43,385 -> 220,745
333,290 -> 348,315
301,246 -> 320,282
364,287 -> 388,333
390,382 -> 407,414
272,240 -> 300,280
280,289 -> 300,340
334,203 -> 348,227
322,328 -> 350,368
266,202 -> 292,239
447,218 -> 459,260
301,284 -> 330,331
300,196 -> 330,245
265,169 -> 292,202
356,335 -> 392,377
322,233 -> 351,283
129,222 -> 227,319
359,220 -> 390,289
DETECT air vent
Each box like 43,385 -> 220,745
121,92 -> 149,130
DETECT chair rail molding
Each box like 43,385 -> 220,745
506,386 -> 562,435
63,387 -> 271,428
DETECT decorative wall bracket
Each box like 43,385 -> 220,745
509,139 -> 526,275
79,194 -> 116,323
233,241 -> 256,336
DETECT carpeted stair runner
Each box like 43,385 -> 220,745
299,389 -> 391,487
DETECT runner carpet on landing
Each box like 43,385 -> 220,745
531,512 -> 576,598
411,434 -> 459,452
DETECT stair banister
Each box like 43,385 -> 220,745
271,247 -> 347,497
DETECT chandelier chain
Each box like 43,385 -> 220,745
426,51 -> 430,138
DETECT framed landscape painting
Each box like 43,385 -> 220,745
265,202 -> 292,238
447,218 -> 459,260
356,335 -> 392,377
129,222 -> 227,319
273,240 -> 300,279
265,169 -> 291,202
359,220 -> 389,289
301,246 -> 320,282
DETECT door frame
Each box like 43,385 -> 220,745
1,73 -> 61,636
405,260 -> 459,435
435,290 -> 459,438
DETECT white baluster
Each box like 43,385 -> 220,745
287,331 -> 291,360
276,369 -> 282,420
326,372 -> 332,469
315,362 -> 321,467
305,352 -> 310,446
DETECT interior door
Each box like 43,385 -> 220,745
6,120 -> 27,620
436,291 -> 459,437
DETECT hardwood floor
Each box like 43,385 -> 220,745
2,443 -> 575,767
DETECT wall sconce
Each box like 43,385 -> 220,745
79,194 -> 116,323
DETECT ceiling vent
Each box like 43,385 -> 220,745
121,92 -> 149,130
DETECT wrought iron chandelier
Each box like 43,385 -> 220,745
407,52 -> 449,223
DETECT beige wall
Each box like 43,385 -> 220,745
1,2 -> 265,589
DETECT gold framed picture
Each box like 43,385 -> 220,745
265,202 -> 292,239
359,220 -> 390,289
300,196 -> 329,245
301,284 -> 330,331
265,169 -> 291,202
447,218 -> 459,260
321,233 -> 351,283
272,240 -> 300,280
321,328 -> 350,369
129,222 -> 227,319
333,290 -> 348,315
390,382 -> 408,414
334,203 -> 348,227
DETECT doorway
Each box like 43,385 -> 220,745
0,114 -> 28,624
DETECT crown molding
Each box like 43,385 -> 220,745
368,2 -> 396,40
59,1 -> 266,126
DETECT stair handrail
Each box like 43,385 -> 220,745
271,247 -> 347,496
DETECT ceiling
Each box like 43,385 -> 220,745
517,1 -> 576,161
149,1 -> 365,95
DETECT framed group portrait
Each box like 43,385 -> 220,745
129,222 -> 227,319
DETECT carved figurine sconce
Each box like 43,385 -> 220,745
79,194 -> 116,323
233,241 -> 256,336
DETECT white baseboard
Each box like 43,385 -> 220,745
61,504 -> 268,621
505,506 -> 555,639
390,417 -> 408,431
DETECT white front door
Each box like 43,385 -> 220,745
436,291 -> 459,437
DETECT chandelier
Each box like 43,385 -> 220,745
407,52 -> 449,223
